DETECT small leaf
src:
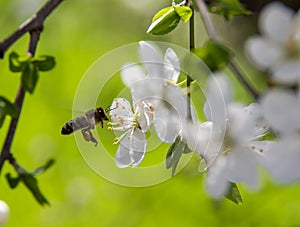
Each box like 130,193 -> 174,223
30,159 -> 55,175
166,136 -> 188,176
9,52 -> 31,72
5,173 -> 20,189
32,55 -> 55,71
0,96 -> 17,128
208,0 -> 252,20
183,144 -> 192,153
174,5 -> 193,22
225,182 -> 243,205
20,173 -> 50,206
166,136 -> 181,169
193,40 -> 233,71
147,6 -> 181,35
21,63 -> 39,94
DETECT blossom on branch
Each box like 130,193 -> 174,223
109,98 -> 154,168
260,89 -> 300,183
246,2 -> 300,85
121,41 -> 189,143
185,74 -> 272,198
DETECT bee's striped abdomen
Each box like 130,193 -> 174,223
61,116 -> 88,135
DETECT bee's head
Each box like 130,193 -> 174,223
96,107 -> 109,120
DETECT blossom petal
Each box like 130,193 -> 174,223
204,73 -> 229,126
154,105 -> 181,143
182,121 -> 213,155
272,60 -> 300,85
138,41 -> 164,77
243,103 -> 269,136
164,48 -> 180,82
115,129 -> 147,168
260,90 -> 300,134
135,101 -> 154,133
121,63 -> 145,87
115,140 -> 132,168
226,147 -> 259,188
110,98 -> 133,130
263,136 -> 300,183
249,140 -> 274,155
245,37 -> 283,70
130,77 -> 162,105
153,83 -> 189,143
259,2 -> 293,44
206,156 -> 230,199
130,129 -> 147,167
228,103 -> 258,142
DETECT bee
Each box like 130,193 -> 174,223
61,107 -> 109,146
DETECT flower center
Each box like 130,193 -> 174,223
285,38 -> 300,59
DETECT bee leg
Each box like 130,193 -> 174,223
81,128 -> 98,146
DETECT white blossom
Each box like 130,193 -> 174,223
186,74 -> 271,199
260,89 -> 300,183
121,41 -> 189,143
246,2 -> 300,85
261,89 -> 300,134
109,98 -> 154,168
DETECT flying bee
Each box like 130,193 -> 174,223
61,107 -> 110,146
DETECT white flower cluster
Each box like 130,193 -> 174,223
110,3 -> 300,198
108,41 -> 277,199
109,41 -> 189,168
183,74 -> 273,198
246,2 -> 300,184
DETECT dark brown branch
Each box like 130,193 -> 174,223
228,61 -> 259,100
0,0 -> 63,59
0,0 -> 63,173
0,86 -> 25,173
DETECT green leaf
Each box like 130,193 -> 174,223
6,173 -> 20,189
174,5 -> 193,22
30,159 -> 55,175
166,136 -> 180,169
9,52 -> 31,72
208,0 -> 252,20
32,55 -> 56,71
225,182 -> 243,205
20,173 -> 50,206
21,63 -> 39,94
166,136 -> 189,176
0,96 -> 17,128
147,6 -> 181,35
193,40 -> 233,71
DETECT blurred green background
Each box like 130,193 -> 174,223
1,0 -> 300,226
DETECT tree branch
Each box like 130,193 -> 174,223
0,0 -> 63,173
195,0 -> 260,100
0,0 -> 63,59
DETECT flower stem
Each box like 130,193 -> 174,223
195,0 -> 260,100
186,2 -> 195,120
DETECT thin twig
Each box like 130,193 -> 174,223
195,0 -> 259,100
0,0 -> 63,173
196,0 -> 217,40
228,60 -> 259,100
0,0 -> 63,58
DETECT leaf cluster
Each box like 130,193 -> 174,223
6,159 -> 55,206
147,1 -> 193,35
9,52 -> 56,94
